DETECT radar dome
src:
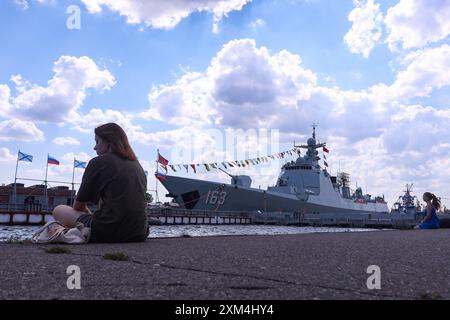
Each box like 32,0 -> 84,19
307,138 -> 316,146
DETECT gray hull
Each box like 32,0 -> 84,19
159,175 -> 389,214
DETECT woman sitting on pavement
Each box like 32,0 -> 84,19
414,192 -> 441,229
52,122 -> 149,243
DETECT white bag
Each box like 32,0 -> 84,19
32,221 -> 90,244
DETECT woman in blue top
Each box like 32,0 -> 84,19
414,192 -> 441,229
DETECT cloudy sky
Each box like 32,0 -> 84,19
1,0 -> 450,207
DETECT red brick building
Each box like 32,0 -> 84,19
0,183 -> 76,211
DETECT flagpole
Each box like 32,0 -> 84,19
155,149 -> 159,203
71,158 -> 76,206
13,150 -> 20,211
45,153 -> 49,212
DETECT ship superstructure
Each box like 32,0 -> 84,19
391,184 -> 421,214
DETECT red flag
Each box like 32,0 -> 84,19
190,164 -> 197,173
157,152 -> 168,173
157,153 -> 169,165
323,146 -> 329,153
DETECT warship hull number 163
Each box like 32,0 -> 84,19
157,126 -> 389,215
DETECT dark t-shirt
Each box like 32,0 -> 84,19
76,152 -> 149,243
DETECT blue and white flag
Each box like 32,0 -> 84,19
74,159 -> 87,169
18,151 -> 33,162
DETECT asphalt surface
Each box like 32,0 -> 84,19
0,229 -> 449,300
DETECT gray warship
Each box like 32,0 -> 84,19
157,126 -> 389,214
390,184 -> 422,214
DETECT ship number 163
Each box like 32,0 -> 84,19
205,190 -> 227,205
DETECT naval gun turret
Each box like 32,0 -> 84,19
218,168 -> 252,188
231,175 -> 252,188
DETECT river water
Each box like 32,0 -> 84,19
0,224 -> 378,242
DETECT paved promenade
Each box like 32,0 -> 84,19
1,229 -> 449,300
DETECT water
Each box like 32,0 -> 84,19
0,224 -> 378,242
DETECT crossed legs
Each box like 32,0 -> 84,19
52,205 -> 86,228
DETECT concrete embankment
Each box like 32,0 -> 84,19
1,229 -> 449,300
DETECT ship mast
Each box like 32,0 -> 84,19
294,123 -> 326,150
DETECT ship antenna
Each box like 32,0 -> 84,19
312,123 -> 316,139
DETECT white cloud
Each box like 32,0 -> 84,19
344,0 -> 450,56
142,72 -> 215,126
144,39 -> 317,130
18,0 -> 252,32
3,56 -> 115,123
80,0 -> 252,32
52,137 -> 81,146
0,148 -> 16,162
372,44 -> 450,101
385,0 -> 450,50
14,0 -> 56,10
60,151 -> 91,164
0,84 -> 12,118
67,107 -> 193,156
250,18 -> 266,30
142,39 -> 450,149
70,108 -> 144,142
382,105 -> 450,154
143,38 -> 392,142
395,45 -> 450,98
14,0 -> 29,10
374,105 -> 450,204
0,119 -> 45,142
344,0 -> 384,58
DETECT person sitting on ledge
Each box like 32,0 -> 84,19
52,122 -> 149,243
414,192 -> 441,230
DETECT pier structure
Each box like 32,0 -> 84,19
0,210 -> 54,225
3,206 -> 449,229
147,208 -> 252,225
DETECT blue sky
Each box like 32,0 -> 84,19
1,0 -> 450,207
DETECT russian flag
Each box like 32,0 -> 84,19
48,155 -> 60,165
155,171 -> 167,181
